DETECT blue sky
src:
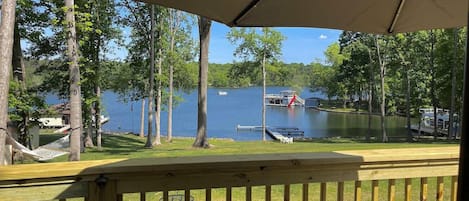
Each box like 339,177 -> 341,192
209,22 -> 342,64
109,21 -> 342,64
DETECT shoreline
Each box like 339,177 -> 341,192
310,106 -> 370,115
105,131 -> 235,141
310,106 -> 398,117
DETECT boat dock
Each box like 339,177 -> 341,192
265,90 -> 305,107
236,125 -> 263,131
237,125 -> 304,143
273,127 -> 305,137
265,128 -> 295,143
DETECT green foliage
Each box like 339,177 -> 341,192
227,28 -> 285,87
114,2 -> 196,103
312,29 -> 465,117
8,80 -> 47,146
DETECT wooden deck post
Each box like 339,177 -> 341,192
87,175 -> 117,201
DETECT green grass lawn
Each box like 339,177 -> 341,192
38,133 -> 458,163
33,133 -> 459,201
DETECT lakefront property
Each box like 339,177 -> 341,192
1,0 -> 468,201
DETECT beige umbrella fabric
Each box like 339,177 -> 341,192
141,0 -> 466,34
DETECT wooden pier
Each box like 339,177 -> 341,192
237,125 -> 304,143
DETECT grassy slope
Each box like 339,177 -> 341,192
40,133 -> 458,162
37,134 -> 457,201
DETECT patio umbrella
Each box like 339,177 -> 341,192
140,0 -> 466,34
140,0 -> 469,199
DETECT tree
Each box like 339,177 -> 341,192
11,6 -> 29,147
153,16 -> 164,146
227,28 -> 285,141
166,9 -> 180,143
144,4 -> 156,148
429,30 -> 438,140
193,16 -> 211,148
337,33 -> 376,141
0,0 -> 17,165
118,0 -> 151,143
65,0 -> 83,161
375,35 -> 388,142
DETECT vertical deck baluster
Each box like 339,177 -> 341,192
436,177 -> 444,201
421,178 -> 428,201
302,183 -> 309,201
372,180 -> 379,201
388,179 -> 395,201
246,186 -> 252,201
140,192 -> 146,201
206,188 -> 212,201
320,182 -> 327,201
117,194 -> 123,201
451,176 -> 458,201
185,189 -> 191,201
163,191 -> 169,201
226,187 -> 232,201
355,181 -> 362,201
405,178 -> 412,201
337,182 -> 344,201
284,184 -> 290,201
266,185 -> 272,201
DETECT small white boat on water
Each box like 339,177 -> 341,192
218,91 -> 228,96
265,90 -> 305,107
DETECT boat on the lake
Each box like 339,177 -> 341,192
218,91 -> 228,96
265,90 -> 305,107
410,108 -> 458,136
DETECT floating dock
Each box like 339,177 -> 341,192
237,125 -> 304,142
265,90 -> 305,107
236,125 -> 264,131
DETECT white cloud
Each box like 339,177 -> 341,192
319,34 -> 328,40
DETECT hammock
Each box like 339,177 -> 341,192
6,134 -> 69,162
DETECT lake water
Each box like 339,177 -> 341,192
47,87 -> 410,141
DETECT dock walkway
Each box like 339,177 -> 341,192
265,129 -> 293,143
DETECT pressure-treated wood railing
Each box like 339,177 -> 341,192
0,147 -> 459,201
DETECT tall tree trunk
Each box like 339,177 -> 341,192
430,31 -> 438,140
65,0 -> 83,161
139,98 -> 145,138
406,68 -> 412,142
94,8 -> 101,149
144,5 -> 155,148
262,52 -> 267,141
153,47 -> 163,146
84,105 -> 94,147
167,62 -> 173,142
153,15 -> 164,146
0,0 -> 16,165
193,16 -> 211,148
13,22 -> 26,86
13,18 -> 29,147
167,13 -> 176,143
94,86 -> 101,148
449,28 -> 458,140
375,36 -> 387,142
367,49 -> 374,142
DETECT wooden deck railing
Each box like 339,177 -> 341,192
0,147 -> 459,201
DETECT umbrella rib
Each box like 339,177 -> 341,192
231,0 -> 262,26
388,0 -> 406,33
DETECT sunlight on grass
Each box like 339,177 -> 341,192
40,133 -> 458,163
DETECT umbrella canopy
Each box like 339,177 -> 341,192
141,0 -> 466,34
